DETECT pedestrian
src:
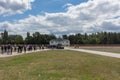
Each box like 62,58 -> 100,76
39,45 -> 41,50
30,45 -> 32,51
1,45 -> 4,54
10,45 -> 13,55
33,45 -> 36,51
4,45 -> 7,53
42,45 -> 44,50
20,45 -> 23,53
7,44 -> 12,55
23,45 -> 27,53
28,45 -> 30,51
18,45 -> 21,53
14,45 -> 17,52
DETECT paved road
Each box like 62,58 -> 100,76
0,49 -> 50,58
65,47 -> 120,58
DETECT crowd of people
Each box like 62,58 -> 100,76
0,44 -> 45,55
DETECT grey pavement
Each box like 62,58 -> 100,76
65,47 -> 120,58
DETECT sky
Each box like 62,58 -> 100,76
0,0 -> 120,37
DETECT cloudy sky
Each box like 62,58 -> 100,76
0,0 -> 120,37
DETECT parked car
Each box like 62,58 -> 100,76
56,45 -> 64,49
48,45 -> 57,49
55,44 -> 64,49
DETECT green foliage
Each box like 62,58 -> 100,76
0,30 -> 24,44
25,32 -> 56,44
15,35 -> 24,44
62,35 -> 68,39
1,30 -> 120,44
2,30 -> 9,44
67,32 -> 120,44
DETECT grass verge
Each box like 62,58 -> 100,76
0,50 -> 119,80
81,48 -> 120,54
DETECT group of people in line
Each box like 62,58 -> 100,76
0,44 -> 45,55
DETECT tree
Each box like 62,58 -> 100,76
27,32 -> 30,38
15,35 -> 24,44
32,32 -> 41,44
2,30 -> 8,44
8,35 -> 16,44
25,32 -> 33,44
62,35 -> 68,39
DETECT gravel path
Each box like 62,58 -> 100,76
65,47 -> 120,58
0,49 -> 50,58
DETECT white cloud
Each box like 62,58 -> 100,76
0,0 -> 120,37
63,3 -> 73,8
0,0 -> 34,16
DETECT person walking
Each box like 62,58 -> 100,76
33,45 -> 36,51
10,45 -> 13,55
42,45 -> 44,50
23,45 -> 27,53
18,45 -> 20,53
19,45 -> 23,53
4,45 -> 7,53
1,45 -> 4,54
7,44 -> 11,55
14,45 -> 17,52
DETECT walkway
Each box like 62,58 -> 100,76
65,47 -> 120,58
1,48 -> 120,59
0,49 -> 49,58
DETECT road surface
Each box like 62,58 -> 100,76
65,47 -> 120,58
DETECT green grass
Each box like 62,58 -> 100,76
0,50 -> 120,80
81,48 -> 120,54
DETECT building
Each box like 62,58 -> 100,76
50,38 -> 70,46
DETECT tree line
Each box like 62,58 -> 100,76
0,30 -> 56,44
63,32 -> 120,44
1,30 -> 120,45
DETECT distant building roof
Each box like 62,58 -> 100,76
50,38 -> 70,46
50,38 -> 69,42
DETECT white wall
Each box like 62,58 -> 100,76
50,40 -> 70,46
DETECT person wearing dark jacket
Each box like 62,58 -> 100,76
7,44 -> 12,55
4,45 -> 7,53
